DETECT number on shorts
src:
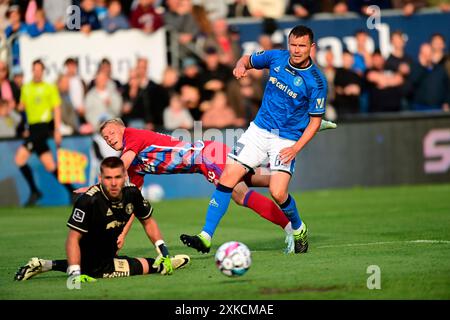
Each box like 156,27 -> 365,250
232,142 -> 245,156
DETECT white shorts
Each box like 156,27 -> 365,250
228,122 -> 297,175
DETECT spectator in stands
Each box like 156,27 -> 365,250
101,0 -> 130,33
121,67 -> 152,128
201,90 -> 244,128
136,57 -> 150,89
89,58 -> 123,93
163,92 -> 194,130
146,66 -> 180,129
180,83 -> 202,120
26,8 -> 56,38
385,30 -> 414,110
191,3 -> 213,42
287,0 -> 321,18
164,0 -> 200,59
84,70 -> 123,131
63,58 -> 87,129
56,74 -> 80,136
195,0 -> 229,21
332,1 -> 350,14
226,71 -> 262,126
43,0 -> 72,31
353,29 -> 373,76
77,0 -> 101,34
95,0 -> 109,21
365,49 -> 404,113
334,49 -> 363,116
0,60 -> 20,111
133,57 -> 166,130
408,43 -> 450,111
227,0 -> 252,17
428,0 -> 450,12
391,0 -> 428,16
199,46 -> 233,101
386,30 -> 414,75
246,0 -> 288,19
430,33 -> 450,73
178,56 -> 203,89
0,98 -> 21,138
348,0 -> 392,15
0,0 -> 11,34
130,0 -> 163,34
4,4 -> 28,66
258,33 -> 275,51
11,65 -> 24,89
321,48 -> 336,106
15,60 -> 76,206
204,18 -> 240,66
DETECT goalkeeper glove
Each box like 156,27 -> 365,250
67,265 -> 97,284
153,255 -> 173,275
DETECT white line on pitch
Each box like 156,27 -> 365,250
316,240 -> 450,249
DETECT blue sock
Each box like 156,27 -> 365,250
202,184 -> 233,237
279,194 -> 302,230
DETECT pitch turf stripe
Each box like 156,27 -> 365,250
316,240 -> 450,249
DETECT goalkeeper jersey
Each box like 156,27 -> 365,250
67,184 -> 152,273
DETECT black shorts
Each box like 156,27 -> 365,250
23,123 -> 52,155
85,256 -> 143,278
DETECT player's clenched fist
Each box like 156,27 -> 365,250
233,65 -> 248,79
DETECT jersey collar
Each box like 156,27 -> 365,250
288,58 -> 313,71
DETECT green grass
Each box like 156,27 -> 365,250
1,184 -> 450,300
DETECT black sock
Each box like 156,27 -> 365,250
52,169 -> 75,193
52,260 -> 68,273
19,165 -> 39,193
145,258 -> 160,273
158,243 -> 170,257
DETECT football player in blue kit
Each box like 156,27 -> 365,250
181,25 -> 328,254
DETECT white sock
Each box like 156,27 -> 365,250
42,259 -> 52,272
293,222 -> 304,235
200,231 -> 212,242
284,222 -> 293,235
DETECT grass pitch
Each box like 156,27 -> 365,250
0,184 -> 449,300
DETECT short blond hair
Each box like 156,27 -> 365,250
99,118 -> 125,133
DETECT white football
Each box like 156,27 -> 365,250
215,241 -> 251,277
142,184 -> 165,203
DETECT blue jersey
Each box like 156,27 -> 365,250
250,50 -> 327,141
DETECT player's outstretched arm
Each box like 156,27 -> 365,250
117,214 -> 135,252
233,55 -> 252,79
66,229 -> 82,276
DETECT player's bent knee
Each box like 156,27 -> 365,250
270,190 -> 288,205
232,189 -> 245,206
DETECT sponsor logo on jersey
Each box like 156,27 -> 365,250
268,77 -> 298,99
72,208 -> 85,222
293,76 -> 303,87
255,50 -> 265,56
209,198 -> 219,208
274,66 -> 280,73
106,220 -> 126,230
125,203 -> 134,215
106,208 -> 113,216
316,98 -> 325,109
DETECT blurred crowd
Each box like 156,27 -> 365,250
0,0 -> 450,140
